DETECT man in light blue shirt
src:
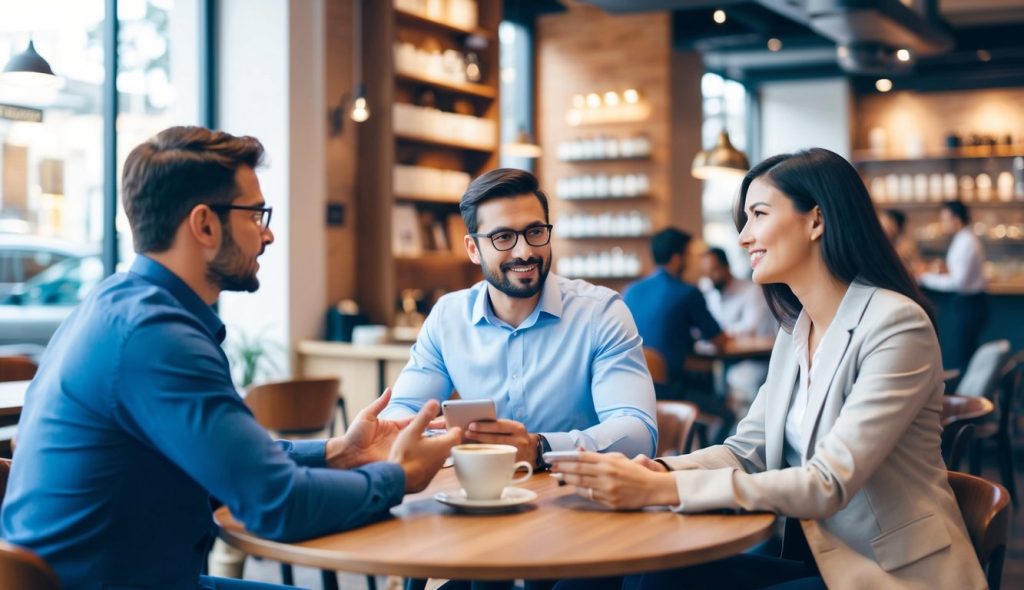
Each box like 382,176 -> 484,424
383,169 -> 657,468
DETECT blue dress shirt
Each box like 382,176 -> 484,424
624,268 -> 722,380
382,274 -> 657,457
0,256 -> 405,590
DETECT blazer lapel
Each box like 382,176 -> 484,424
800,281 -> 877,459
765,331 -> 798,470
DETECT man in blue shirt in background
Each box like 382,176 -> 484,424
624,228 -> 734,439
382,168 -> 657,470
0,126 -> 460,590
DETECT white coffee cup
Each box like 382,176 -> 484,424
451,444 -> 533,500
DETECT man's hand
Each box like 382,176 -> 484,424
552,452 -> 679,510
464,419 -> 537,464
325,388 -> 412,469
389,400 -> 462,493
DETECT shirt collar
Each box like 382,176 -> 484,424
129,255 -> 226,343
470,274 -> 564,329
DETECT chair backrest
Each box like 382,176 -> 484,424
643,347 -> 669,385
0,459 -> 59,589
655,401 -> 699,457
0,541 -> 61,590
995,352 -> 1024,435
941,423 -> 974,471
244,377 -> 340,433
948,471 -> 1011,590
0,357 -> 36,383
958,340 -> 1011,398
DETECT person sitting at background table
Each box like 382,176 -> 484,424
0,126 -> 460,590
878,208 -> 920,274
916,200 -> 988,383
623,228 -> 733,440
698,246 -> 777,421
382,168 -> 657,466
553,148 -> 985,590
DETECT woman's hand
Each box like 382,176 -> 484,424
552,452 -> 679,510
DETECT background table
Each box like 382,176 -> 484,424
216,468 -> 774,580
0,379 -> 29,422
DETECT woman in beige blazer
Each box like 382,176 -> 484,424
554,148 -> 986,590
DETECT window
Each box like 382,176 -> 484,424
0,0 -> 208,345
700,72 -> 749,274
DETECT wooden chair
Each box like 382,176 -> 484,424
948,471 -> 1011,590
940,395 -> 994,471
0,356 -> 36,383
942,423 -> 975,472
642,347 -> 669,385
245,377 -> 341,436
969,352 -> 1024,505
0,459 -> 62,589
244,378 -> 366,590
655,401 -> 699,457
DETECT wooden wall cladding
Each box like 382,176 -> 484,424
535,2 -> 703,289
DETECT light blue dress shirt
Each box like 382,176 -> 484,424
382,274 -> 658,456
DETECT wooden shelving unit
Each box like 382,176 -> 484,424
356,1 -> 499,324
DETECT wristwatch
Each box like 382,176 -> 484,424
534,434 -> 552,470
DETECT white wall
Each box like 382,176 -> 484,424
216,0 -> 327,382
759,78 -> 852,160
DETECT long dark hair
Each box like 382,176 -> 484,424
733,148 -> 934,332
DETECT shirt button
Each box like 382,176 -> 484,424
512,374 -> 518,380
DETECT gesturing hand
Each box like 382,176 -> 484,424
325,388 -> 411,469
390,400 -> 462,493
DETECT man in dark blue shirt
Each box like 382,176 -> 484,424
624,227 -> 726,386
0,126 -> 460,589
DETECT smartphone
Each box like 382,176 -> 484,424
441,399 -> 497,432
542,450 -> 583,463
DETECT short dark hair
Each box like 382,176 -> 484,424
705,246 -> 730,268
883,209 -> 907,233
943,201 -> 970,225
459,168 -> 549,234
651,228 -> 692,265
122,126 -> 265,253
734,148 -> 933,331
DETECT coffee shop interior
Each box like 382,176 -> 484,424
3,0 -> 1024,588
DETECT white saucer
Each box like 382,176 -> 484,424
434,487 -> 538,513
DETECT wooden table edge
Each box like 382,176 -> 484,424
214,508 -> 775,580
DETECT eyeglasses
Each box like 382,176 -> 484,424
209,204 -> 273,231
470,224 -> 553,251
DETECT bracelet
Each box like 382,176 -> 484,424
654,458 -> 673,472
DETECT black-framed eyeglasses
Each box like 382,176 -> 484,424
470,224 -> 553,251
209,204 -> 273,231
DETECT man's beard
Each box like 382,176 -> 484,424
481,255 -> 550,299
207,229 -> 260,292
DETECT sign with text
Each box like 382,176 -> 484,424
0,104 -> 43,123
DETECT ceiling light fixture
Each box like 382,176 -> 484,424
1,38 -> 60,88
767,38 -> 783,52
895,49 -> 911,62
713,10 -> 726,24
875,78 -> 893,92
692,130 -> 749,180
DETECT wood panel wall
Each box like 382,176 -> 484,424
535,1 -> 704,288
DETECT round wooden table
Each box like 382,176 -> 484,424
215,468 -> 774,580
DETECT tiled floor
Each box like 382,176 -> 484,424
239,441 -> 1024,590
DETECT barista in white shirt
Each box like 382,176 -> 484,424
699,247 -> 777,419
918,200 -> 988,377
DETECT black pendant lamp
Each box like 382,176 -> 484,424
2,39 -> 60,88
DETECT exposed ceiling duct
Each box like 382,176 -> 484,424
800,0 -> 955,74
